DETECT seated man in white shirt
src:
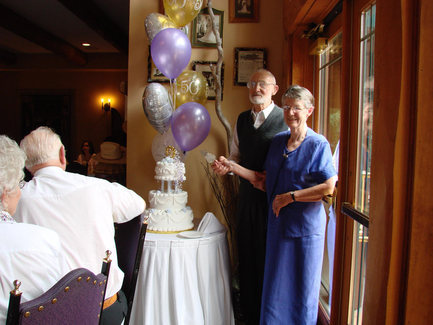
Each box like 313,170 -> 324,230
14,127 -> 146,325
0,135 -> 69,324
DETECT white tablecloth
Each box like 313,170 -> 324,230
129,223 -> 235,325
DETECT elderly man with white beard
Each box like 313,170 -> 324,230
211,69 -> 286,324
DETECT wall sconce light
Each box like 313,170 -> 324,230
101,98 -> 111,111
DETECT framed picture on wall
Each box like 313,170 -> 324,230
229,0 -> 259,23
192,60 -> 225,100
147,46 -> 170,83
191,8 -> 224,48
234,47 -> 267,86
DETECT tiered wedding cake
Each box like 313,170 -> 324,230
144,147 -> 194,233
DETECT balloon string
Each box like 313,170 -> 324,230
172,78 -> 177,110
169,78 -> 172,107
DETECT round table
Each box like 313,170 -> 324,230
129,227 -> 235,325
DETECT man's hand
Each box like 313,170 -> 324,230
251,171 -> 267,192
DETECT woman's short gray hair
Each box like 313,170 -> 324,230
20,126 -> 63,169
0,135 -> 26,210
282,85 -> 315,109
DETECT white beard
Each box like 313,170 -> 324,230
250,94 -> 265,105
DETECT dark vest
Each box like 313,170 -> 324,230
237,105 -> 287,196
237,105 -> 286,170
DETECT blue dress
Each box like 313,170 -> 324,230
260,128 -> 336,325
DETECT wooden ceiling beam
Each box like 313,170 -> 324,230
284,0 -> 341,36
0,4 -> 87,66
57,0 -> 128,54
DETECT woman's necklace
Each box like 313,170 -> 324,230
287,129 -> 307,151
0,210 -> 16,223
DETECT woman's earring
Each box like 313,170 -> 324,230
1,191 -> 7,213
3,199 -> 8,213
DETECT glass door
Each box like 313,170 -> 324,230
318,32 -> 342,317
347,4 -> 375,324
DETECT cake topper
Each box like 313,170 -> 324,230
200,150 -> 216,164
165,146 -> 176,158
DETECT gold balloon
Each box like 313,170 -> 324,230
163,0 -> 203,27
175,71 -> 209,108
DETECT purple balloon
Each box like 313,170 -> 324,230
171,102 -> 211,152
151,28 -> 191,80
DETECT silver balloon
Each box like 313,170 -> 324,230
142,83 -> 173,134
179,24 -> 189,38
151,129 -> 188,163
144,13 -> 178,44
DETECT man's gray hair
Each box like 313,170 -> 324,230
282,85 -> 315,109
20,126 -> 63,169
0,135 -> 26,210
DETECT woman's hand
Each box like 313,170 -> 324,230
271,176 -> 338,216
272,193 -> 291,217
211,156 -> 232,176
251,171 -> 267,192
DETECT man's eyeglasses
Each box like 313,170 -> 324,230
246,81 -> 275,89
281,105 -> 305,112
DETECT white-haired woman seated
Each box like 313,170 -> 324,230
0,135 -> 69,324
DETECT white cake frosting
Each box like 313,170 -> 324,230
148,190 -> 188,210
145,155 -> 194,233
155,158 -> 186,181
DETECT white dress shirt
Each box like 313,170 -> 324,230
0,216 -> 69,324
14,166 -> 145,298
228,101 -> 278,162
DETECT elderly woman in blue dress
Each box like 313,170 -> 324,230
213,85 -> 337,324
260,84 -> 337,324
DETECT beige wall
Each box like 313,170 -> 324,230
128,0 -> 284,221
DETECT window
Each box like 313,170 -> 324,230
347,4 -> 375,325
316,3 -> 375,324
318,32 -> 342,317
319,33 -> 342,153
355,4 -> 375,215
